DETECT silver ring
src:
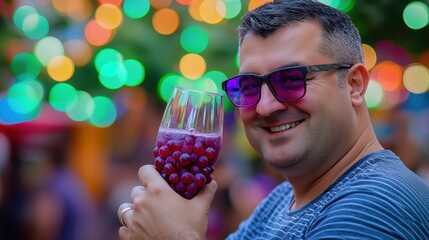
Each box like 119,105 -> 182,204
120,207 -> 133,227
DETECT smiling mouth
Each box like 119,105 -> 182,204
269,120 -> 304,133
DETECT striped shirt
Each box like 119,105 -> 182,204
226,150 -> 429,239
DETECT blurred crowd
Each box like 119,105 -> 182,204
0,88 -> 428,240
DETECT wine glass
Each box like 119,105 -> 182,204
153,87 -> 224,199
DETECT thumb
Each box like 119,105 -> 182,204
193,180 -> 218,205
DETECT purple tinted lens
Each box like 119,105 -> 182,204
226,76 -> 260,107
269,68 -> 306,101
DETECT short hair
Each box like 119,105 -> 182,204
238,0 -> 364,85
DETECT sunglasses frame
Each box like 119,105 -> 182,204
222,63 -> 352,108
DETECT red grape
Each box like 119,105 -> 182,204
153,129 -> 221,199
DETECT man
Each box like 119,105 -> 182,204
118,0 -> 429,239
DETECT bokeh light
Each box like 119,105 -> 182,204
200,0 -> 224,24
13,5 -> 37,30
95,48 -> 124,72
180,26 -> 209,53
248,0 -> 271,11
150,0 -> 172,9
64,39 -> 93,66
123,59 -> 145,87
152,8 -> 180,35
99,61 -> 127,89
223,0 -> 242,19
123,0 -> 150,19
189,0 -> 204,21
179,53 -> 206,79
95,3 -> 123,29
34,36 -> 64,66
47,56 -> 75,82
7,80 -> 44,114
370,61 -> 403,92
52,0 -> 93,21
362,44 -> 377,70
318,0 -> 355,12
10,52 -> 42,79
403,64 -> 429,94
49,83 -> 78,112
22,13 -> 49,40
365,80 -> 384,109
403,1 -> 429,30
65,91 -> 95,121
158,73 -> 183,102
89,96 -> 117,127
85,19 -> 114,46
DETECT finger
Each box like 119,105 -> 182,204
138,164 -> 164,187
117,203 -> 133,226
130,185 -> 145,201
194,179 -> 218,203
118,226 -> 129,239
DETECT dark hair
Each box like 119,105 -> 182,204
238,0 -> 363,85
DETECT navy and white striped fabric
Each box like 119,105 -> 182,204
227,150 -> 429,239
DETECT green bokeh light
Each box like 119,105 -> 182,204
403,2 -> 429,30
123,59 -> 145,86
10,52 -> 42,79
49,83 -> 78,112
365,80 -> 384,109
123,0 -> 150,19
158,73 -> 183,102
7,80 -> 43,114
99,61 -> 127,89
89,96 -> 117,128
34,36 -> 64,66
317,0 -> 355,12
13,5 -> 37,30
22,14 -> 49,40
223,0 -> 242,19
66,91 -> 94,121
180,26 -> 209,54
95,48 -> 123,72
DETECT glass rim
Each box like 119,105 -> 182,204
173,86 -> 224,98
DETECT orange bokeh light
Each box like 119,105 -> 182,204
248,0 -> 272,11
84,19 -> 114,46
370,61 -> 403,92
152,8 -> 179,35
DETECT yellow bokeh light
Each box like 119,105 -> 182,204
200,0 -> 224,24
179,54 -> 206,79
362,44 -> 377,70
189,0 -> 203,21
47,55 -> 75,82
248,0 -> 272,11
95,4 -> 123,29
403,64 -> 429,94
152,8 -> 180,35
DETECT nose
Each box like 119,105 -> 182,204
255,83 -> 288,116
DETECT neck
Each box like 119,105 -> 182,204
288,125 -> 384,210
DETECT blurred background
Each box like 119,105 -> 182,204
1,0 -> 429,239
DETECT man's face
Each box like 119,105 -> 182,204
238,21 -> 357,177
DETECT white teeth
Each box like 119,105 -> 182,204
270,121 -> 301,133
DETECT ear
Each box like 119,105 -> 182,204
347,64 -> 369,107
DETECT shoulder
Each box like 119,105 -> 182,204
306,150 -> 429,239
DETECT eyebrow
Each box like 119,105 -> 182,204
237,62 -> 304,75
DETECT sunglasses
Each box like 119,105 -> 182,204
221,63 -> 352,108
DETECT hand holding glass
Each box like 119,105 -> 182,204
153,87 -> 224,199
